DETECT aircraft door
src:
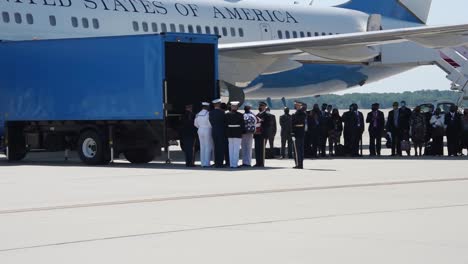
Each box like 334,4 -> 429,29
260,24 -> 272,40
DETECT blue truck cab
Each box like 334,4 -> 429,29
0,33 -> 219,164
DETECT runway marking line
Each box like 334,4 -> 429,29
1,177 -> 468,215
1,203 -> 467,253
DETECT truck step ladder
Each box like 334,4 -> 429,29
436,47 -> 468,108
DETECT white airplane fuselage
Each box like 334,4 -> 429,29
0,0 -> 431,98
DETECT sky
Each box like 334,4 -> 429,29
313,0 -> 468,94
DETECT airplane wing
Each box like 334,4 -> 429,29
218,24 -> 468,85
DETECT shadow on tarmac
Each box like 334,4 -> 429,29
0,153 -> 466,170
0,157 -> 281,171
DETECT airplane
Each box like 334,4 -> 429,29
1,0 -> 468,102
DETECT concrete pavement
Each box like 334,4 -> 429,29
0,155 -> 467,263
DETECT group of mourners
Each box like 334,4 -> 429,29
179,99 -> 468,169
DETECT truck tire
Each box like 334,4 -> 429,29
78,129 -> 107,165
7,126 -> 27,162
124,147 -> 157,164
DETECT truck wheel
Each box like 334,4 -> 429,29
78,130 -> 107,165
7,126 -> 27,162
124,147 -> 156,164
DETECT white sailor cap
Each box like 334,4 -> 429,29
212,98 -> 222,104
202,102 -> 210,106
230,101 -> 240,106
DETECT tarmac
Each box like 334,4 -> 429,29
0,151 -> 467,263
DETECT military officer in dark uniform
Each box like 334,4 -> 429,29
292,101 -> 307,169
254,101 -> 270,167
209,98 -> 226,168
180,104 -> 197,167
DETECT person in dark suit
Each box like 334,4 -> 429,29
180,104 -> 197,167
349,103 -> 365,157
399,101 -> 412,156
279,107 -> 293,159
462,109 -> 468,155
366,103 -> 385,156
445,105 -> 463,156
209,99 -> 226,168
292,101 -> 307,169
318,103 -> 331,157
254,101 -> 270,167
265,108 -> 277,158
342,104 -> 354,154
308,110 -> 321,158
329,109 -> 343,156
386,102 -> 401,156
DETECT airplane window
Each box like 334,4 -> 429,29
292,31 -> 297,38
179,24 -> 185,33
277,30 -> 283,39
92,18 -> 99,29
230,27 -> 235,37
142,22 -> 149,32
82,18 -> 89,28
238,28 -> 244,37
300,32 -> 305,38
132,21 -> 139,31
329,33 -> 333,35
187,25 -> 194,33
2,12 -> 9,23
71,17 -> 79,28
315,32 -> 319,36
322,32 -> 326,36
161,23 -> 167,32
26,14 -> 33,25
170,23 -> 176,32
151,23 -> 157,32
205,26 -> 211,34
307,32 -> 311,37
49,15 -> 56,26
222,27 -> 227,36
213,26 -> 219,35
14,13 -> 21,24
196,25 -> 202,34
285,31 -> 290,39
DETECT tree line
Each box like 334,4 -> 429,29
245,90 -> 460,109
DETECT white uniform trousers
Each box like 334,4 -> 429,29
241,133 -> 254,166
197,128 -> 213,167
228,138 -> 242,168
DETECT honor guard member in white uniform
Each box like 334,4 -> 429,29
194,102 -> 213,168
241,103 -> 257,167
225,101 -> 245,168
